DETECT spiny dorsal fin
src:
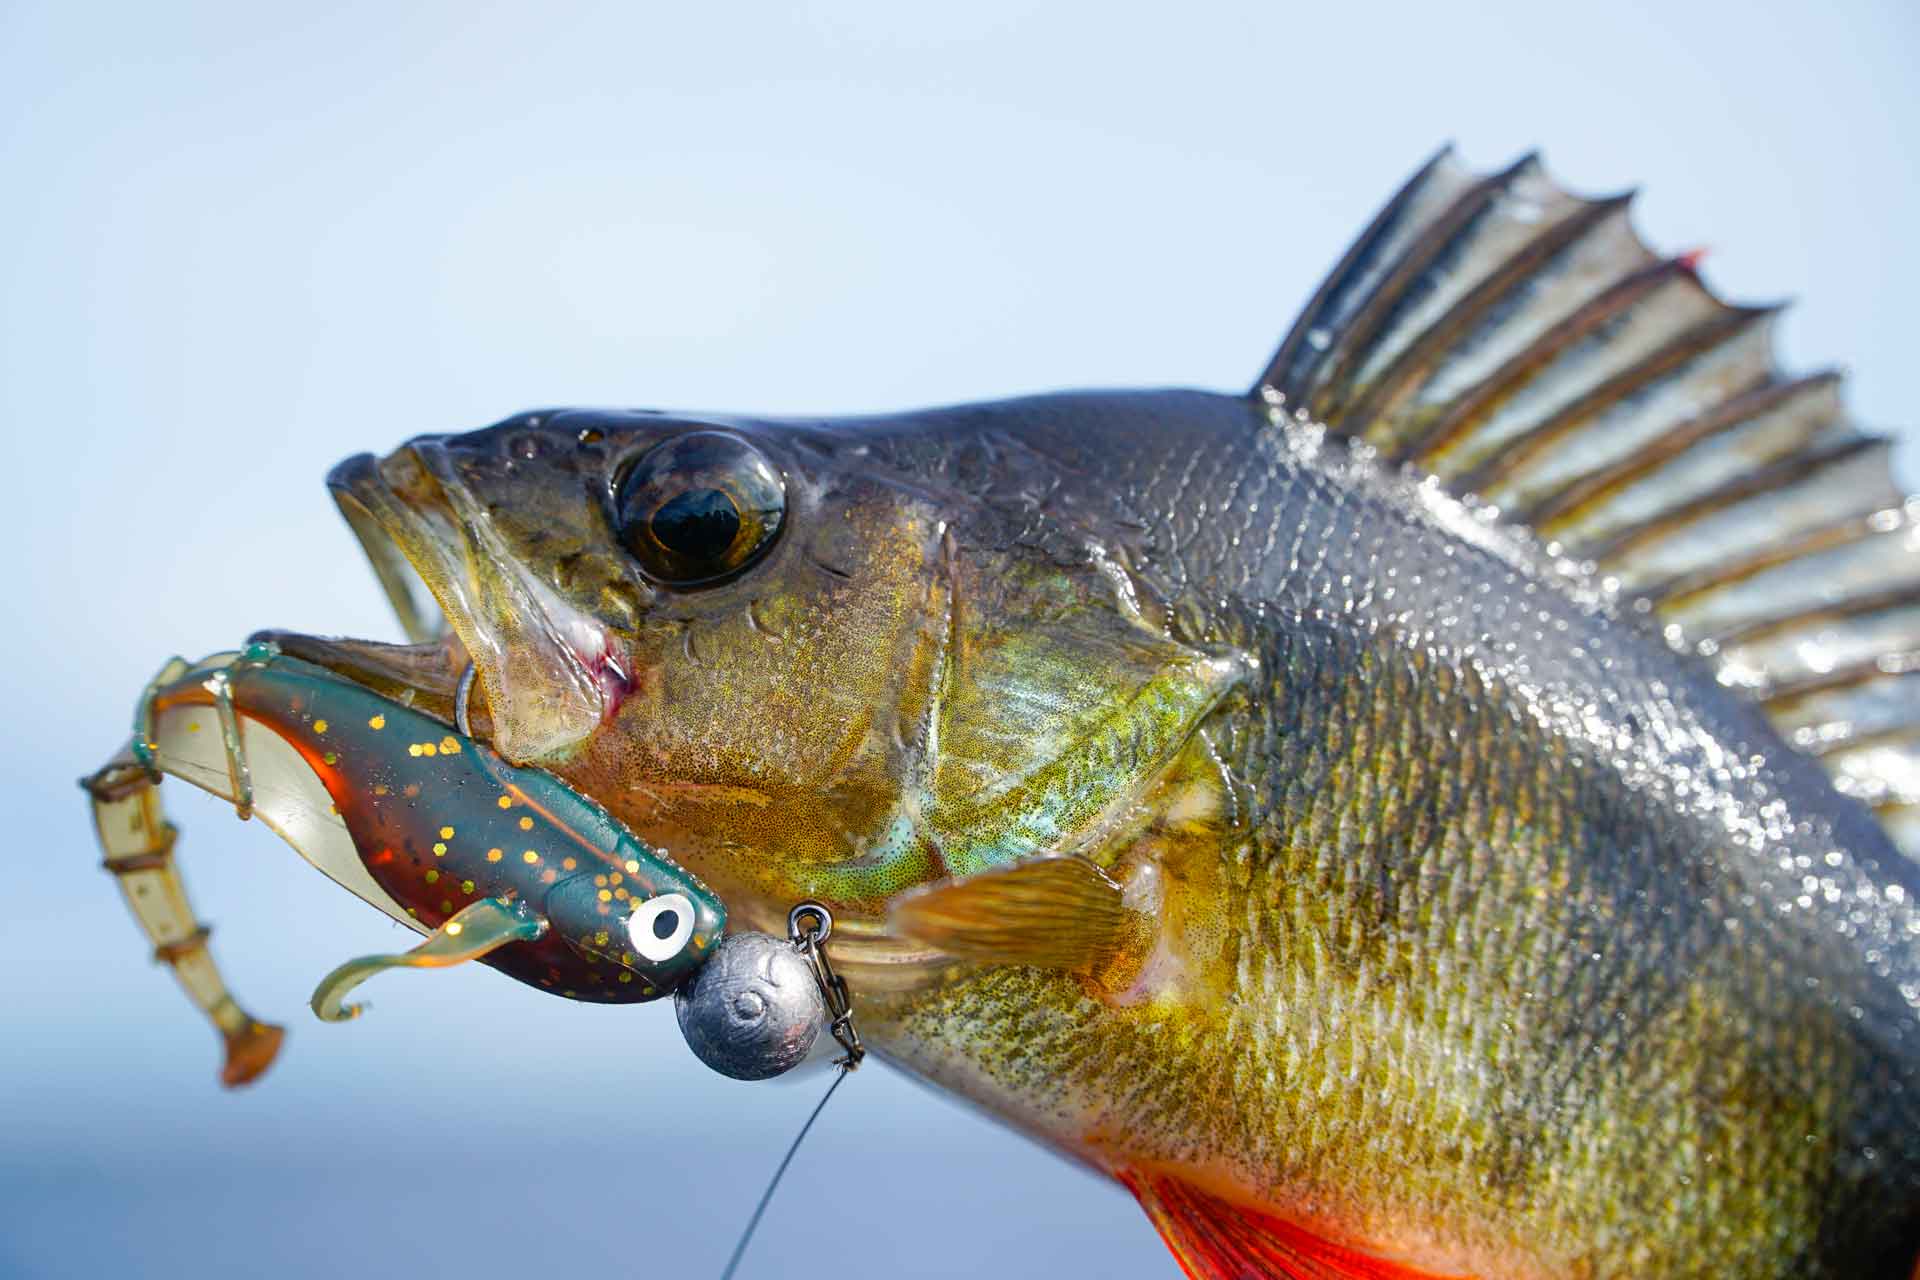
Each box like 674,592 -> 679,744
1257,147 -> 1920,859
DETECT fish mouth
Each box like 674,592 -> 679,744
262,446 -> 629,765
248,450 -> 484,743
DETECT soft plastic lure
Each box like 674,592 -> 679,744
84,641 -> 725,1085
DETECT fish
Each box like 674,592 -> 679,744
108,147 -> 1920,1278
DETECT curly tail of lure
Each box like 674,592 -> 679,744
85,642 -> 726,1087
84,737 -> 287,1087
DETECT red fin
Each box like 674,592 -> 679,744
1120,1170 -> 1474,1280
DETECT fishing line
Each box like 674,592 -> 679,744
718,1064 -> 851,1280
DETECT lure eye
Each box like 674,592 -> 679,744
628,892 -> 696,963
612,432 -> 785,586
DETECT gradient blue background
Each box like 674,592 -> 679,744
3,4 -> 1917,1277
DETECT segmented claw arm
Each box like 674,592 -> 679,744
83,746 -> 284,1087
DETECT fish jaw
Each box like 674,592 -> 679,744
328,443 -> 637,765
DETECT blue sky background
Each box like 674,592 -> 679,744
2,3 -> 1917,1277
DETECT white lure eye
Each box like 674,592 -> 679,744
628,892 -> 696,963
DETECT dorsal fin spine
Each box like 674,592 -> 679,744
1384,254 -> 1691,467
1310,153 -> 1542,423
1596,436 -> 1890,575
1259,144 -> 1459,401
1337,191 -> 1634,447
1452,303 -> 1778,496
1527,371 -> 1844,531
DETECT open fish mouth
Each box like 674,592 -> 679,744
275,445 -> 633,764
246,448 -> 482,743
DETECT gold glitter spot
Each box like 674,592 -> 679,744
594,875 -> 608,887
421,743 -> 438,757
522,850 -> 539,864
187,721 -> 201,733
408,744 -> 423,757
403,783 -> 420,798
461,879 -> 474,893
620,950 -> 634,966
623,860 -> 640,874
323,751 -> 338,765
313,719 -> 329,734
618,972 -> 632,984
597,889 -> 612,903
440,736 -> 461,754
561,857 -> 577,871
497,795 -> 513,809
440,900 -> 452,913
439,826 -> 454,839
424,870 -> 439,884
486,848 -> 503,862
610,872 -> 623,886
368,714 -> 385,730
373,784 -> 389,796
614,887 -> 629,901
594,931 -> 609,945
446,921 -> 464,936
518,816 -> 534,831
406,906 -> 418,918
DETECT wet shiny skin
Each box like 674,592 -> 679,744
332,390 -> 1920,1277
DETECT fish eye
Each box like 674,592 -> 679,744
628,892 -> 696,963
612,432 -> 785,586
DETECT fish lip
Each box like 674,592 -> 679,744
214,453 -> 479,729
327,452 -> 457,646
325,444 -> 627,765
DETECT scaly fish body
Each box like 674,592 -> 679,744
143,151 -> 1920,1277
824,392 -> 1919,1278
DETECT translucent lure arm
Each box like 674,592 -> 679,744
311,897 -> 547,1023
84,745 -> 286,1087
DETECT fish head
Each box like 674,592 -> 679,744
314,405 -> 1245,958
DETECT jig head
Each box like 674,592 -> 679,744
675,901 -> 865,1080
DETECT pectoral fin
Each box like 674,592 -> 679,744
1121,1168 -> 1473,1280
888,855 -> 1129,972
311,897 -> 546,1023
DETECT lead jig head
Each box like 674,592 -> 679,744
675,901 -> 863,1080
675,931 -> 826,1080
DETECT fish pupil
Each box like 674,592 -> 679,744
651,489 -> 740,561
651,909 -> 680,940
611,430 -> 786,586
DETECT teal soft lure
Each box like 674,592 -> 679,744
86,643 -> 724,1083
